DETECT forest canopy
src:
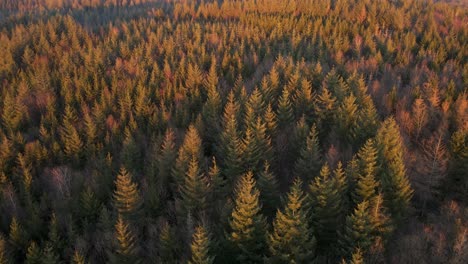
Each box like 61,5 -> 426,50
0,0 -> 467,263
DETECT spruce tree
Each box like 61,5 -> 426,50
376,118 -> 413,222
60,106 -> 83,166
294,124 -> 322,183
72,250 -> 86,264
228,171 -> 267,263
111,215 -> 138,264
113,167 -> 142,218
257,161 -> 280,218
340,201 -> 374,257
180,157 -> 208,215
353,139 -> 379,204
0,234 -> 9,264
309,163 -> 344,253
218,93 -> 243,185
276,88 -> 294,128
159,222 -> 179,263
268,178 -> 316,263
202,57 -> 222,154
25,241 -> 41,264
172,125 -> 203,186
189,226 -> 215,264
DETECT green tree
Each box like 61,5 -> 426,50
340,201 -> 374,257
218,93 -> 243,185
41,243 -> 59,264
25,241 -> 41,264
268,178 -> 316,263
376,118 -> 413,222
189,225 -> 215,264
257,161 -> 280,218
353,139 -> 379,204
113,167 -> 142,218
159,222 -> 179,263
180,157 -> 208,215
202,57 -> 222,154
309,163 -> 344,253
228,171 -> 267,263
276,88 -> 294,128
173,125 -> 203,186
294,124 -> 322,183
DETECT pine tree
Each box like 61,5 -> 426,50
25,241 -> 41,264
113,167 -> 142,218
202,57 -> 222,154
263,104 -> 277,138
376,118 -> 413,222
276,88 -> 294,128
173,125 -> 203,186
0,234 -> 9,264
268,178 -> 316,263
335,94 -> 358,144
207,157 -> 226,203
60,106 -> 83,166
72,250 -> 86,264
47,213 -> 62,254
218,93 -> 243,184
159,222 -> 179,263
294,124 -> 322,183
257,161 -> 280,218
8,217 -> 25,258
349,247 -> 364,264
340,201 -> 374,257
315,87 -> 336,140
352,96 -> 379,148
228,171 -> 267,263
242,117 -> 273,174
189,225 -> 215,264
309,163 -> 344,252
353,139 -> 379,204
80,186 -> 101,224
111,215 -> 138,264
16,153 -> 33,196
158,128 -> 178,200
41,243 -> 59,264
180,157 -> 208,215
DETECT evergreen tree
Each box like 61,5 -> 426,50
113,167 -> 142,218
376,118 -> 413,222
257,161 -> 280,218
60,106 -> 83,166
159,222 -> 179,263
340,201 -> 374,257
8,217 -> 26,258
180,157 -> 208,215
41,243 -> 59,264
263,104 -> 277,138
25,241 -> 41,264
111,215 -> 138,264
173,125 -> 203,186
276,88 -> 294,128
309,163 -> 344,253
202,57 -> 222,154
72,250 -> 86,264
228,171 -> 267,263
218,93 -> 243,184
189,225 -> 215,264
294,124 -> 322,183
268,178 -> 316,263
353,139 -> 379,204
0,235 -> 9,264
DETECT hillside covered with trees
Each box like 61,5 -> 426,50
0,0 -> 467,263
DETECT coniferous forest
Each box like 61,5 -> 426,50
0,0 -> 467,263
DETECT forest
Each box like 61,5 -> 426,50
0,0 -> 466,263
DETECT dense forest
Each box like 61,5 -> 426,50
0,0 -> 467,263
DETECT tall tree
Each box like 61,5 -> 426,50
268,178 -> 316,263
276,88 -> 294,128
294,124 -> 322,183
228,171 -> 267,263
257,161 -> 280,218
113,167 -> 142,218
340,201 -> 374,257
353,139 -> 379,204
376,118 -> 413,222
309,163 -> 344,253
110,215 -> 139,264
189,225 -> 215,264
180,157 -> 208,215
